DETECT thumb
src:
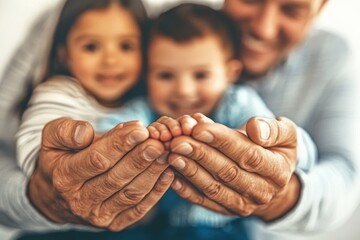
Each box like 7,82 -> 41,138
246,116 -> 297,148
42,117 -> 94,151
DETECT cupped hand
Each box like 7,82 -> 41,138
28,117 -> 174,231
168,116 -> 301,220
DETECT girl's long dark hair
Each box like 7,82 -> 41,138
19,0 -> 147,114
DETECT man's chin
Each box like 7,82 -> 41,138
242,59 -> 282,79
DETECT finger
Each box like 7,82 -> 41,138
169,140 -> 276,204
149,121 -> 172,142
42,117 -> 94,151
156,116 -> 182,137
246,117 -> 297,148
108,169 -> 174,231
54,121 -> 150,188
88,153 -> 170,227
78,139 -> 165,205
190,123 -> 294,187
147,125 -> 160,140
168,153 -> 255,216
171,176 -> 233,216
177,115 -> 198,136
191,113 -> 214,124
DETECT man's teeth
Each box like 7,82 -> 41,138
243,35 -> 268,51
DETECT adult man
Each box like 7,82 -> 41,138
171,0 -> 360,236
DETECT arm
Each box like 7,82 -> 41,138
267,36 -> 360,231
0,8 -> 64,229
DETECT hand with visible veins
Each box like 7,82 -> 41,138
168,115 -> 301,221
28,118 -> 174,231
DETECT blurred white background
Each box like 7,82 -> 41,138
0,0 -> 359,239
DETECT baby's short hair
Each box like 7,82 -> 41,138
147,3 -> 240,60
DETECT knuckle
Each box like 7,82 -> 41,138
276,171 -> 290,187
203,182 -> 222,200
188,193 -> 204,205
52,168 -> 72,193
132,204 -> 148,219
124,188 -> 144,204
110,136 -> 131,156
88,149 -> 110,172
214,136 -> 239,155
146,165 -> 162,176
242,148 -> 263,171
68,197 -> 88,218
185,163 -> 199,178
153,180 -> 168,193
103,172 -> 124,192
244,182 -> 275,204
254,191 -> 273,205
131,157 -> 149,171
118,188 -> 144,205
242,181 -> 255,199
233,198 -> 254,217
239,207 -> 253,217
191,145 -> 208,164
218,165 -> 239,183
89,211 -> 112,228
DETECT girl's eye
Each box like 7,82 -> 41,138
83,43 -> 98,52
194,71 -> 209,81
157,71 -> 174,80
120,41 -> 137,52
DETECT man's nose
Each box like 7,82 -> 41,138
250,3 -> 279,41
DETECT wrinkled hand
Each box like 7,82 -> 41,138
28,118 -> 174,231
168,116 -> 301,220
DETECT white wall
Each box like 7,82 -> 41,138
0,0 -> 359,239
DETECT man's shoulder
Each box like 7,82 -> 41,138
288,29 -> 352,73
295,29 -> 351,60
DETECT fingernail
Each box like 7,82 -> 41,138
160,171 -> 172,182
172,179 -> 182,190
128,130 -> 148,145
186,118 -> 198,128
143,146 -> 162,161
196,131 -> 213,143
171,158 -> 186,170
172,143 -> 193,155
157,152 -> 169,164
259,119 -> 270,140
74,124 -> 86,144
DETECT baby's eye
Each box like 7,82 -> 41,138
157,71 -> 174,80
83,43 -> 99,52
194,71 -> 209,81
